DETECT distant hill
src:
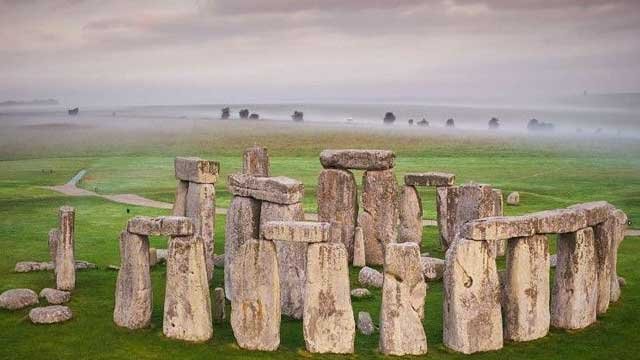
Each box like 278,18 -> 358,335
0,99 -> 59,106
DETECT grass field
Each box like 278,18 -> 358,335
1,117 -> 639,359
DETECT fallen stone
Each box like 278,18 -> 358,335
352,226 -> 366,267
507,191 -> 520,205
156,249 -> 168,262
404,172 -> 455,187
171,180 -> 189,216
39,288 -> 71,305
74,260 -> 97,270
262,221 -> 331,243
107,265 -> 120,271
14,261 -> 54,272
186,182 -> 216,281
224,196 -> 261,301
163,235 -> 212,342
529,208 -> 588,234
56,206 -> 75,291
462,216 -> 536,241
379,243 -> 427,356
361,169 -> 399,265
358,266 -> 383,288
550,254 -> 557,268
618,276 -> 626,287
174,157 -> 219,184
228,173 -> 304,205
357,311 -> 375,335
568,201 -> 614,226
398,185 -> 423,245
551,227 -> 598,330
317,168 -> 358,259
0,289 -> 39,310
243,146 -> 270,176
350,288 -> 371,298
231,239 -> 280,351
127,216 -> 194,237
303,243 -> 355,354
319,149 -> 395,170
421,257 -> 445,282
213,287 -> 225,322
213,253 -> 225,268
29,305 -> 72,324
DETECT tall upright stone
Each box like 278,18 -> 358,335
443,237 -> 503,354
172,180 -> 189,216
492,189 -> 506,256
379,243 -> 427,356
260,201 -> 306,319
303,243 -> 355,354
224,196 -> 261,301
56,206 -> 75,291
353,226 -> 366,267
361,169 -> 398,265
243,146 -> 270,176
317,169 -> 358,260
163,235 -> 212,342
551,227 -> 598,330
113,231 -> 152,329
593,214 -> 615,314
48,229 -> 60,269
610,210 -> 628,303
186,182 -> 215,281
398,185 -> 422,245
503,234 -> 550,341
231,239 -> 280,351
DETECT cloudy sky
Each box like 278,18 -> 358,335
1,0 -> 639,106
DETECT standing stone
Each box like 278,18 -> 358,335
317,169 -> 358,260
551,227 -> 598,330
56,206 -> 75,291
243,146 -> 270,176
610,210 -> 628,303
213,288 -> 225,322
492,189 -> 506,256
172,180 -> 189,216
48,229 -> 59,268
260,201 -> 305,319
361,169 -> 399,265
379,243 -> 427,356
303,243 -> 355,354
224,196 -> 261,301
436,186 -> 453,250
174,157 -> 219,184
398,185 -> 423,245
149,248 -> 159,267
352,226 -> 366,267
114,231 -> 152,329
503,234 -> 550,341
163,235 -> 212,342
358,311 -> 376,335
443,237 -> 502,354
186,182 -> 216,281
231,240 -> 280,351
593,214 -> 615,314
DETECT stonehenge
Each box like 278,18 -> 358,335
56,206 -> 76,291
317,168 -> 358,259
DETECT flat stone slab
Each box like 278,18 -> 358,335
568,201 -> 614,226
319,149 -> 395,170
228,173 -> 304,204
404,172 -> 455,187
0,289 -> 38,310
350,288 -> 371,298
39,288 -> 71,305
529,208 -> 587,234
261,221 -> 331,243
29,305 -> 73,324
462,216 -> 536,241
127,216 -> 194,236
174,157 -> 219,184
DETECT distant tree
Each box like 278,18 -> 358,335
527,118 -> 554,132
249,113 -> 260,120
488,117 -> 500,129
383,112 -> 396,124
417,118 -> 429,127
408,119 -> 414,125
527,118 -> 539,131
221,107 -> 230,119
292,111 -> 304,122
446,118 -> 455,128
239,109 -> 249,119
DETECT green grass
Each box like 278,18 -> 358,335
1,119 -> 639,359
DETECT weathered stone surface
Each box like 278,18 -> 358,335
436,186 -> 452,250
114,231 -> 152,329
14,261 -> 54,272
224,196 -> 260,301
303,243 -> 355,354
568,201 -> 614,226
149,248 -> 159,267
593,214 -> 615,314
550,254 -> 557,268
319,149 -> 395,170
317,169 -> 358,259
228,173 -> 304,205
492,189 -> 506,257
213,287 -> 225,323
551,227 -> 598,330
174,156 -> 219,184
262,221 -> 331,243
29,305 -> 72,324
398,185 -> 423,245
618,276 -> 626,287
127,216 -> 194,236
0,289 -> 38,310
56,206 -> 75,291
231,239 -> 280,351
163,235 -> 212,342
74,260 -> 96,270
157,249 -> 168,262
379,243 -> 427,356
39,288 -> 71,305
404,172 -> 455,187
421,257 -> 445,282
610,209 -> 628,303
186,182 -> 216,281
358,311 -> 375,335
530,208 -> 587,234
443,237 -> 503,354
361,169 -> 399,265
48,228 -> 59,267
213,253 -> 225,268
358,266 -> 383,288
507,191 -> 520,206
243,146 -> 270,176
350,288 -> 371,298
171,180 -> 189,216
462,216 -> 536,241
260,201 -> 306,319
352,226 -> 365,267
503,234 -> 550,341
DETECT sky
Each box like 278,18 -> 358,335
1,0 -> 639,106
